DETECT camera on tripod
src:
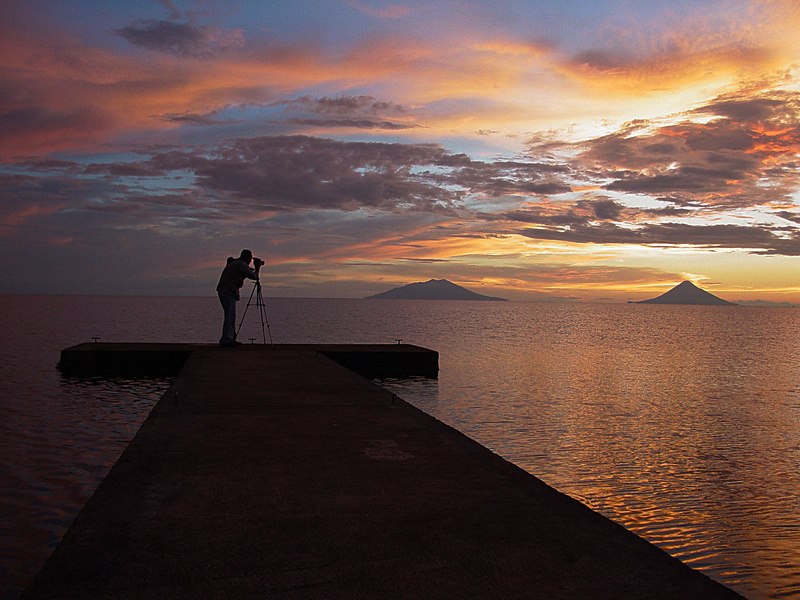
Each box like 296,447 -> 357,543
253,257 -> 265,268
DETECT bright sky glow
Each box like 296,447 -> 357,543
1,0 -> 799,301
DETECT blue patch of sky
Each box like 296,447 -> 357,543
52,150 -> 145,165
603,191 -> 680,210
735,209 -> 797,228
462,192 -> 528,213
43,150 -> 198,193
160,104 -> 292,145
39,0 -> 742,58
123,171 -> 198,192
464,0 -> 745,57
231,1 -> 373,45
34,0 -> 186,52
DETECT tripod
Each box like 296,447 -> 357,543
236,279 -> 273,344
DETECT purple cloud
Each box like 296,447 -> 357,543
565,91 -> 800,207
116,20 -> 242,57
287,118 -> 417,130
281,95 -> 407,116
520,222 -> 800,255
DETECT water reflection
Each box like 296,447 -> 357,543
0,374 -> 168,600
2,296 -> 800,599
379,376 -> 440,411
382,303 -> 800,600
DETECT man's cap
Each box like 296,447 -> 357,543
239,249 -> 253,259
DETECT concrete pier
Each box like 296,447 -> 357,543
58,342 -> 439,378
28,344 -> 743,598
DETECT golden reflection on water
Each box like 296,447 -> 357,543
382,302 -> 800,600
4,296 -> 800,600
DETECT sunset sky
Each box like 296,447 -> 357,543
2,0 -> 799,301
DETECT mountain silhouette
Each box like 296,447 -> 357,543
633,281 -> 736,305
366,279 -> 507,301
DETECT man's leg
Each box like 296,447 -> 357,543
219,294 -> 237,345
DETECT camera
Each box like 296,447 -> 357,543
253,257 -> 265,268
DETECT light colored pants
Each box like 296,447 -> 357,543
218,293 -> 237,344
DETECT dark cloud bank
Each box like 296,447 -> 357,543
577,90 -> 800,203
511,89 -> 800,255
115,20 -> 240,57
82,135 -> 572,214
520,222 -> 800,255
7,86 -> 800,259
278,95 -> 416,131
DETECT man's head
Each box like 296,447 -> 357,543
239,249 -> 253,264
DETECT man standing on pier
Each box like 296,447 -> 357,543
216,249 -> 262,347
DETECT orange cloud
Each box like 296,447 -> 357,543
1,20 -> 364,156
8,2 -> 797,159
0,203 -> 66,232
551,2 -> 788,92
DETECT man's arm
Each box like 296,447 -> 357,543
237,261 -> 259,281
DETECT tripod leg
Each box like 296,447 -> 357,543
257,284 -> 266,344
236,281 -> 258,341
256,283 -> 273,345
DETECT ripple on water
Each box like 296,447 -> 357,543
3,297 -> 800,600
0,374 -> 169,599
382,303 -> 800,600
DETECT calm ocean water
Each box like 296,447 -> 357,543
1,294 -> 799,599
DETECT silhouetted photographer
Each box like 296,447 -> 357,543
216,249 -> 263,347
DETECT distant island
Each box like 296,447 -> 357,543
631,281 -> 736,306
366,279 -> 507,301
